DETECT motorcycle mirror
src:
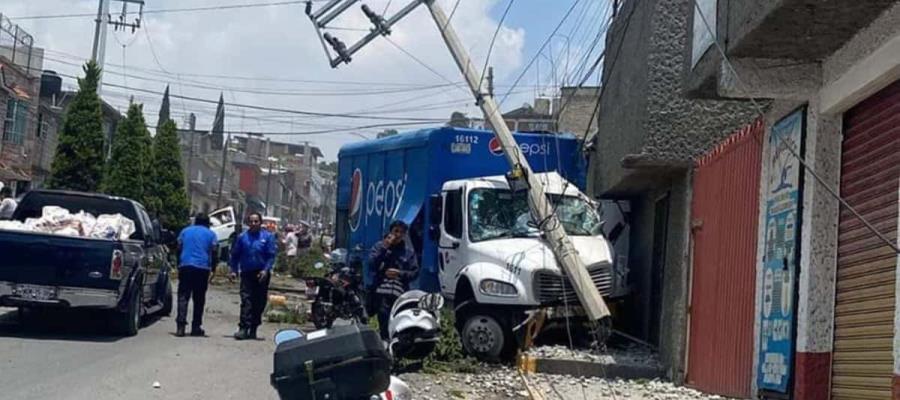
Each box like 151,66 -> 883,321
314,262 -> 325,270
274,329 -> 303,345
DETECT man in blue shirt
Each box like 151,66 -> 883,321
175,213 -> 219,337
229,212 -> 278,340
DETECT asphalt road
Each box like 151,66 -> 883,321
0,285 -> 283,400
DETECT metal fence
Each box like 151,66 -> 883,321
0,12 -> 35,75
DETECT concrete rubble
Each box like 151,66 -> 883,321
404,367 -> 729,400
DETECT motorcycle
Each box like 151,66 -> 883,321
305,249 -> 367,329
272,328 -> 412,400
387,290 -> 444,361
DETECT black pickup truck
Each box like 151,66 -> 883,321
0,190 -> 175,336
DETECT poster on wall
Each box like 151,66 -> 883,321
692,0 -> 716,67
757,107 -> 806,395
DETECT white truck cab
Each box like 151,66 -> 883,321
433,172 -> 623,359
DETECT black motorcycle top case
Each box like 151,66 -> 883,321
271,324 -> 391,400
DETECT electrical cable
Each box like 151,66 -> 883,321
12,1 -> 316,20
498,0 -> 582,106
477,0 -> 515,95
54,72 -> 448,122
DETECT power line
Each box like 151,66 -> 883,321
499,0 -> 582,106
478,0 -> 515,95
54,71 -> 447,122
11,0 -> 313,20
689,0 -> 900,254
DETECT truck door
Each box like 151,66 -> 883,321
438,187 -> 467,296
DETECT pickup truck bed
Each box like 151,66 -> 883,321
0,230 -> 128,308
0,189 -> 174,336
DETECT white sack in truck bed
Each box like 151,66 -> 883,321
0,206 -> 136,240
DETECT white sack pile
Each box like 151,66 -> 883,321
0,206 -> 135,240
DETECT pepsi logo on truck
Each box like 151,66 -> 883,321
347,168 -> 408,232
487,136 -> 550,157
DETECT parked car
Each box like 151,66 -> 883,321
0,190 -> 175,336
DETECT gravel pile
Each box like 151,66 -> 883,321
403,368 -> 727,400
526,344 -> 661,368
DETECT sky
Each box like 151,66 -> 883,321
4,0 -> 611,160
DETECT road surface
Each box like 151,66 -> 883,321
0,285 -> 282,400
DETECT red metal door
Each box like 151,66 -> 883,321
686,120 -> 764,398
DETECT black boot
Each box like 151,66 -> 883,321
190,326 -> 205,337
249,326 -> 258,340
234,328 -> 250,340
175,325 -> 186,337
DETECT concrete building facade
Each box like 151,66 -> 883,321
588,0 -> 759,385
685,1 -> 900,399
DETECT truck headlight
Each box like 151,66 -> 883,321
479,280 -> 518,297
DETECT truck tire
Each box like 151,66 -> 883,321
159,279 -> 173,317
113,288 -> 142,337
459,309 -> 511,362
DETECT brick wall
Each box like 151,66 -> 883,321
0,59 -> 40,188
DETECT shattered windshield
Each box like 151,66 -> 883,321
468,189 -> 603,242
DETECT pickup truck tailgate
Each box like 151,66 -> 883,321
0,230 -> 121,291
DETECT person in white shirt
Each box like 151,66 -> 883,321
0,187 -> 17,220
283,225 -> 299,258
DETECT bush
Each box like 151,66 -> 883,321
422,308 -> 480,374
283,248 -> 328,279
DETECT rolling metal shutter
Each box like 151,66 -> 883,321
831,79 -> 900,400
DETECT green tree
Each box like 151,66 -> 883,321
148,119 -> 190,231
101,103 -> 152,204
318,160 -> 338,174
47,61 -> 106,191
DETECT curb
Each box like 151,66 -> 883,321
519,355 -> 665,380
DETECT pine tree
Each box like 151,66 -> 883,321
47,61 -> 106,191
101,103 -> 152,203
148,88 -> 190,231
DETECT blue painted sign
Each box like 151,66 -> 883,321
757,108 -> 805,394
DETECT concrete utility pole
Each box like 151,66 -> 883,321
186,113 -> 197,209
305,0 -> 611,325
264,138 -> 273,216
90,0 -> 144,93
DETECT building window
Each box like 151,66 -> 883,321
36,112 -> 48,138
3,99 -> 28,145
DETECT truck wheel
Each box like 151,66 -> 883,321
159,279 -> 173,317
460,310 -> 509,362
114,288 -> 142,336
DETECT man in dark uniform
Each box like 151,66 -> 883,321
368,220 -> 419,339
229,212 -> 278,340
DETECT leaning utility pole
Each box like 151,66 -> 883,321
305,0 -> 611,326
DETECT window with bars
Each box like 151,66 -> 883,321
3,98 -> 28,145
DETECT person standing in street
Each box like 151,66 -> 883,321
368,220 -> 419,339
229,212 -> 277,340
175,213 -> 219,337
0,187 -> 18,220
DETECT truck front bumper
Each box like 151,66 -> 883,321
0,282 -> 119,308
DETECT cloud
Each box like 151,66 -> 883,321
5,0 -> 527,160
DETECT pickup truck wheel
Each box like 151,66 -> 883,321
114,289 -> 142,336
159,279 -> 173,317
460,310 -> 508,362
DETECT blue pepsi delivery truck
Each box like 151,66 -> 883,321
335,126 -> 625,360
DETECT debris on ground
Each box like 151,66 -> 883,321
403,368 -> 727,399
526,344 -> 661,369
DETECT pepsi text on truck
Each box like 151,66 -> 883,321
335,127 -> 628,360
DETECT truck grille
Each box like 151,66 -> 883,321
535,263 -> 613,305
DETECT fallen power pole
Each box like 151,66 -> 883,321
305,0 -> 612,327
